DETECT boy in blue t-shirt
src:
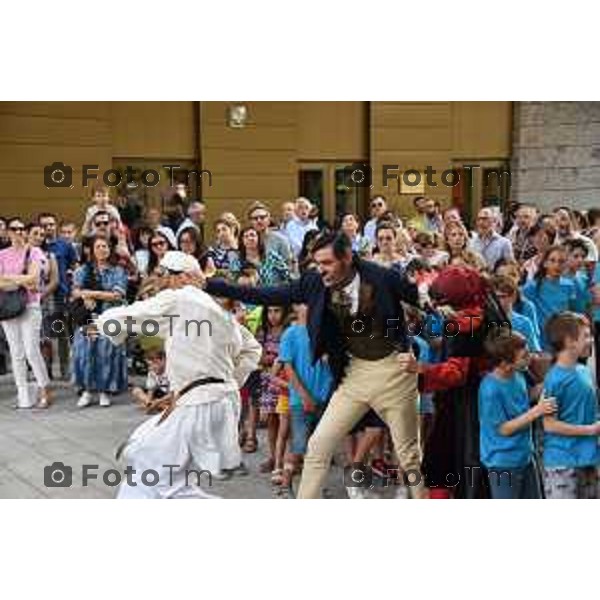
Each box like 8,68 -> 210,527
542,312 -> 600,499
479,331 -> 557,499
278,303 -> 334,490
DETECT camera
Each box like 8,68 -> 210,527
343,463 -> 373,488
342,163 -> 372,188
43,311 -> 74,339
44,462 -> 73,487
343,314 -> 373,338
44,162 -> 73,188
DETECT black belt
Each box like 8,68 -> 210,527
177,376 -> 226,398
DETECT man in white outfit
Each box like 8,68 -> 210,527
96,251 -> 261,499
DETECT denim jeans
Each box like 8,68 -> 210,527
488,462 -> 541,499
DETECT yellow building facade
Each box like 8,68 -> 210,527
0,101 -> 513,227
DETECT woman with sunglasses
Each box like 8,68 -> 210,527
371,222 -> 413,272
0,217 -> 52,408
177,226 -> 216,277
147,229 -> 175,276
230,226 -> 290,286
71,235 -> 128,407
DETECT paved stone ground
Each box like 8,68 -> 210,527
0,374 -> 371,499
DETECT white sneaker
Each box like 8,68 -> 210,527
346,486 -> 367,499
77,391 -> 94,408
99,393 -> 112,407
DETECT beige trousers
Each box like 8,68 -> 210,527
297,352 -> 426,499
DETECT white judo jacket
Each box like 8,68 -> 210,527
97,285 -> 261,405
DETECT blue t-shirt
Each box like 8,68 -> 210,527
522,278 -> 577,350
47,237 -> 77,298
594,263 -> 600,323
543,364 -> 599,468
514,296 -> 541,340
479,371 -> 534,469
564,271 -> 592,314
511,310 -> 542,353
278,324 -> 334,411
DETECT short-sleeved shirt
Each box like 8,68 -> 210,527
0,245 -> 45,305
479,371 -> 534,468
522,278 -> 577,349
543,364 -> 599,468
469,231 -> 514,269
564,271 -> 592,314
511,310 -> 542,353
514,296 -> 541,340
278,324 -> 334,411
594,263 -> 600,323
47,237 -> 77,298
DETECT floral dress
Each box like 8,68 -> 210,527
230,250 -> 290,286
71,263 -> 128,393
256,329 -> 284,414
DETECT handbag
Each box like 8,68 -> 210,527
0,247 -> 31,321
67,264 -> 99,328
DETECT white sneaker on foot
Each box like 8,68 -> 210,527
77,391 -> 94,408
346,486 -> 367,499
99,393 -> 112,407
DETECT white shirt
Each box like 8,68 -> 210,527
363,219 -> 378,245
284,217 -> 318,256
97,286 -> 262,404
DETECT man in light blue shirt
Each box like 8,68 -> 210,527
469,207 -> 514,270
283,197 -> 318,257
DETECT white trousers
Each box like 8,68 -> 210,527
117,391 -> 241,499
1,305 -> 49,407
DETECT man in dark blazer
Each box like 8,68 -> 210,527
205,231 -> 427,499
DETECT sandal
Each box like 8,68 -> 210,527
270,469 -> 284,485
37,390 -> 53,409
242,437 -> 258,453
259,458 -> 275,473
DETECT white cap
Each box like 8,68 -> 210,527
159,251 -> 201,275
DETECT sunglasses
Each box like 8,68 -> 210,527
10,226 -> 25,232
371,202 -> 384,208
94,221 -> 110,227
251,214 -> 269,221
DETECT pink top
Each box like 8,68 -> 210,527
0,245 -> 45,305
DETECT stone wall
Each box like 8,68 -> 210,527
512,101 -> 600,211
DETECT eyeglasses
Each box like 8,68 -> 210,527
152,240 -> 167,248
9,226 -> 25,232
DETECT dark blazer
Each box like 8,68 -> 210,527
206,257 -> 418,385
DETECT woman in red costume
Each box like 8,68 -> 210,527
418,265 -> 507,499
